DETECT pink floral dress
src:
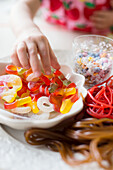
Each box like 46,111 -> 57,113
41,0 -> 112,34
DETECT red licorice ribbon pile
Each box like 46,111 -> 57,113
85,75 -> 113,119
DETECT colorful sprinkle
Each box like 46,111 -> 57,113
74,51 -> 113,87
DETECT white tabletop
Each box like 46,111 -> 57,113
0,1 -> 102,170
0,124 -> 104,170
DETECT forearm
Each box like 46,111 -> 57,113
10,0 -> 41,37
10,0 -> 60,76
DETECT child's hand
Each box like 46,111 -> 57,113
90,11 -> 113,30
11,26 -> 60,77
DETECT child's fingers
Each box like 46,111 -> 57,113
90,15 -> 106,22
93,11 -> 107,17
93,22 -> 106,30
11,47 -> 22,67
27,41 -> 41,77
90,15 -> 107,29
37,36 -> 51,75
17,42 -> 30,69
48,43 -> 60,70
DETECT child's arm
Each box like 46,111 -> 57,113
10,0 -> 60,77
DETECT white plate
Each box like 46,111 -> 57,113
0,56 -> 87,130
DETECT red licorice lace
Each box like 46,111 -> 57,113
86,76 -> 113,119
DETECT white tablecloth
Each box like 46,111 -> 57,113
0,124 -> 104,170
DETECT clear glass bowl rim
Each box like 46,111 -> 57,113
72,34 -> 113,45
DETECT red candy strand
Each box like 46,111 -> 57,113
86,76 -> 113,119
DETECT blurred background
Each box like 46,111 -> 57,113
0,0 -> 82,58
0,0 -> 16,57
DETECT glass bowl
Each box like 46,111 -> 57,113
72,35 -> 113,88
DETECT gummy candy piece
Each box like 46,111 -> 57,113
21,89 -> 30,98
11,106 -> 31,114
6,65 -> 26,75
0,75 -> 22,103
4,100 -> 17,109
28,80 -> 43,92
23,68 -> 32,80
62,79 -> 71,86
39,84 -> 50,96
4,96 -> 32,109
40,74 -> 51,86
44,86 -> 50,96
39,84 -> 46,94
6,65 -> 18,75
60,98 -> 73,114
54,70 -> 66,80
17,96 -> 31,106
17,80 -> 28,97
54,87 -> 76,96
29,96 -> 39,114
37,96 -> 54,112
66,83 -> 76,88
48,83 -> 59,93
23,68 -> 40,81
51,76 -> 63,87
60,93 -> 79,114
30,92 -> 43,100
49,94 -> 63,112
17,68 -> 26,75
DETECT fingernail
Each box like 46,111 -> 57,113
35,72 -> 40,77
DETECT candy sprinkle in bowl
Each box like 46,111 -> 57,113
0,64 -> 87,130
72,35 -> 113,88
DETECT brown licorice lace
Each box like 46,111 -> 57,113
25,116 -> 113,169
